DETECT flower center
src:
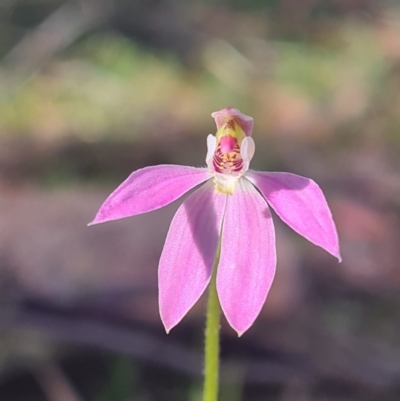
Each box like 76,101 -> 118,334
212,136 -> 244,175
206,118 -> 255,195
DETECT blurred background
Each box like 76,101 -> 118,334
1,0 -> 400,400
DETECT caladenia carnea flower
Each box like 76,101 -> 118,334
89,108 -> 341,336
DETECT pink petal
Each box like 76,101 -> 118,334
211,108 -> 254,136
247,171 -> 341,261
217,178 -> 276,336
89,165 -> 211,225
159,181 -> 226,332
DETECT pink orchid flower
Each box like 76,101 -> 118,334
89,108 -> 341,336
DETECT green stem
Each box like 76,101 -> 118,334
203,249 -> 221,401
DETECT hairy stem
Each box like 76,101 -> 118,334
203,248 -> 221,401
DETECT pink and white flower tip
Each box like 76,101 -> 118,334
89,107 -> 341,336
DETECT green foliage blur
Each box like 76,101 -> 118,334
1,0 -> 399,149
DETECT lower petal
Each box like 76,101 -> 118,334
159,181 -> 226,332
217,178 -> 276,336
